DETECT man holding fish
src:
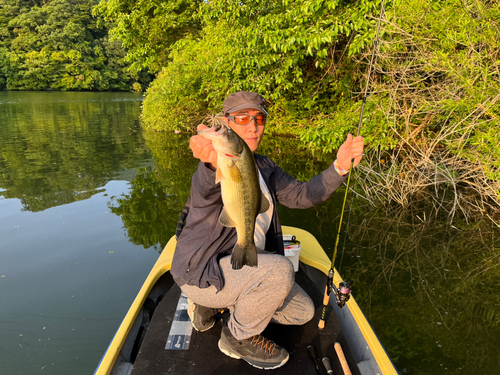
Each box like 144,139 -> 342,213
171,91 -> 364,370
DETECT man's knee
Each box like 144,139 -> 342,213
269,256 -> 295,293
303,298 -> 315,324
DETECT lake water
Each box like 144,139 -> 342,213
1,92 -> 498,375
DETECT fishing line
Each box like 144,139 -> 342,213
318,0 -> 386,329
338,199 -> 352,273
333,0 -> 386,270
356,0 -> 385,138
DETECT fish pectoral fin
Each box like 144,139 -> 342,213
227,162 -> 242,183
259,194 -> 270,214
218,208 -> 236,227
215,167 -> 225,184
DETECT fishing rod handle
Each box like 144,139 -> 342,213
322,357 -> 334,375
318,305 -> 327,330
335,342 -> 352,375
323,279 -> 331,306
307,345 -> 321,375
318,269 -> 335,329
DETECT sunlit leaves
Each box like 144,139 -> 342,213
375,0 -> 500,192
141,0 -> 384,134
137,0 -> 499,205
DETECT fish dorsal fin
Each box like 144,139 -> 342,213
259,193 -> 270,214
218,208 -> 236,228
215,167 -> 225,184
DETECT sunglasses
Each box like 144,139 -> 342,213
226,114 -> 267,126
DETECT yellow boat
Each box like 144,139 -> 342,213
94,226 -> 398,375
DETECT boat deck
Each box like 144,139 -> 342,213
130,270 -> 361,375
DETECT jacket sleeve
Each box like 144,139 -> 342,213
270,159 -> 348,209
180,161 -> 226,246
190,162 -> 221,208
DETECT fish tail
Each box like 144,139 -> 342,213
231,243 -> 258,270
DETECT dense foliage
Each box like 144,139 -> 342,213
134,0 -> 385,147
93,0 -> 202,73
99,0 -> 498,153
366,0 -> 500,202
0,0 -> 150,91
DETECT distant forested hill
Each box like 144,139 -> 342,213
0,0 -> 150,91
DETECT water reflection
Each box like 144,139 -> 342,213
106,131 -> 197,251
0,92 -> 150,212
0,92 -> 158,375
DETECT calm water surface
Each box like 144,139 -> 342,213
0,92 -> 158,374
1,92 -> 499,375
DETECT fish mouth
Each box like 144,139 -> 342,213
198,117 -> 227,136
213,119 -> 223,131
213,118 -> 230,134
208,115 -> 227,133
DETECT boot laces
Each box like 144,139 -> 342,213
249,335 -> 276,355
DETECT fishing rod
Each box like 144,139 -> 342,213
318,0 -> 386,330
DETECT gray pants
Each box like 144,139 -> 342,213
181,254 -> 315,340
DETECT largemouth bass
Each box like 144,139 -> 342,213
198,117 -> 270,270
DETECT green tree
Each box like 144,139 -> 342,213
0,47 -> 8,88
140,0 -> 383,139
93,0 -> 203,73
1,0 -> 151,91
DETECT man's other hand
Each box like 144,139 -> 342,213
336,134 -> 364,171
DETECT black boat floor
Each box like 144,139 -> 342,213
131,270 -> 361,375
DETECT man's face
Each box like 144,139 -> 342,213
226,109 -> 266,153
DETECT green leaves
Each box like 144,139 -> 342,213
93,0 -> 203,73
121,0 -> 500,204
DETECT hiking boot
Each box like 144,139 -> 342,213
187,299 -> 218,332
218,325 -> 289,370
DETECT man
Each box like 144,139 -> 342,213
171,91 -> 364,370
